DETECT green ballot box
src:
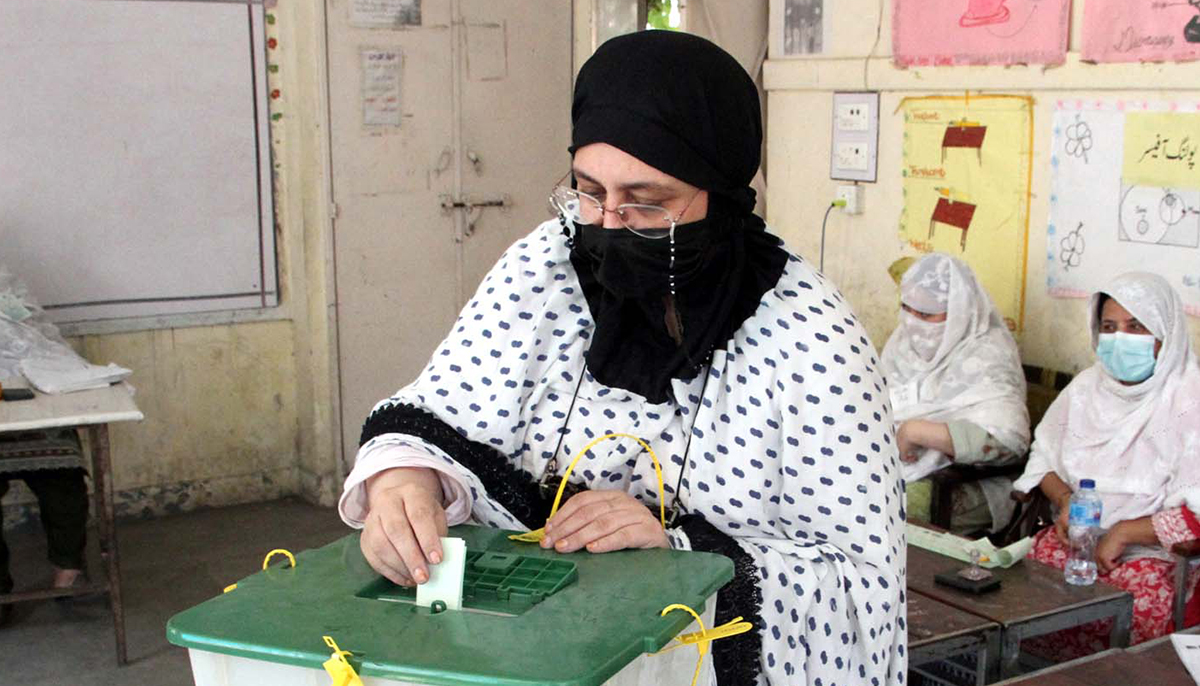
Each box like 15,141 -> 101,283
167,524 -> 733,686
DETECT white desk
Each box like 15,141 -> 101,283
0,382 -> 143,665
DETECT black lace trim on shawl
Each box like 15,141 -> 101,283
362,405 -> 764,685
360,402 -> 549,530
676,513 -> 764,686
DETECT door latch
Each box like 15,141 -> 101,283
439,194 -> 512,239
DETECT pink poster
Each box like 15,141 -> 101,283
1083,0 -> 1200,63
893,0 -> 1071,67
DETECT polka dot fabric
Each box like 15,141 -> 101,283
357,221 -> 907,685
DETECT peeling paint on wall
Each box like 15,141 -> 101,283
2,466 -> 302,532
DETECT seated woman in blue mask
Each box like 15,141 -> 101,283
336,30 -> 905,686
1014,272 -> 1200,656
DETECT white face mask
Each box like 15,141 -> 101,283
903,312 -> 945,362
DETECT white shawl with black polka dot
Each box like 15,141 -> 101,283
359,221 -> 907,685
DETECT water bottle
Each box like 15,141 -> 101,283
1064,479 -> 1102,586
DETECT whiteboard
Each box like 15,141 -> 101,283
0,0 -> 276,324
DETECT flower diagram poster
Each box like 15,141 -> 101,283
1083,0 -> 1200,63
1048,100 -> 1200,315
900,95 -> 1034,331
893,0 -> 1070,67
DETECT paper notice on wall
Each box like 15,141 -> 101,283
350,0 -> 421,29
1047,100 -> 1200,316
360,48 -> 402,127
1123,112 -> 1200,190
1082,0 -> 1200,64
782,0 -> 826,55
892,0 -> 1070,67
899,95 -> 1034,331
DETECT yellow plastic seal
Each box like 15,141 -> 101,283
509,432 -> 666,544
655,604 -> 753,686
322,635 -> 364,686
262,548 -> 297,570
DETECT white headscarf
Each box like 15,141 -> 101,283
1014,272 -> 1200,531
882,253 -> 1031,455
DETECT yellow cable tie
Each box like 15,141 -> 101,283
262,548 -> 297,570
655,604 -> 753,686
223,583 -> 238,593
509,432 -> 666,544
321,636 -> 364,686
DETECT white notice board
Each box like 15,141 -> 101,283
0,0 -> 277,324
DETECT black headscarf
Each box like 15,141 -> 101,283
567,31 -> 787,404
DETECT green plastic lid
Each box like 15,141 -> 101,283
167,524 -> 733,686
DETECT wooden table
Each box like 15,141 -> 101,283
909,591 -> 1001,686
908,545 -> 1134,679
991,638 -> 1194,685
0,382 -> 143,665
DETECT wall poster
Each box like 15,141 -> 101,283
1047,100 -> 1200,315
1082,0 -> 1200,63
900,95 -> 1034,331
893,0 -> 1070,67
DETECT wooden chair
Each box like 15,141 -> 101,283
927,364 -> 1073,537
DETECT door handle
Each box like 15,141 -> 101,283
466,150 -> 483,175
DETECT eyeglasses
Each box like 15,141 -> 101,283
548,174 -> 701,239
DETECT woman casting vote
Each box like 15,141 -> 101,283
337,31 -> 905,685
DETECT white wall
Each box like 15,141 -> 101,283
764,1 -> 1200,373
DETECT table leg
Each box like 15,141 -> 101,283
984,629 -> 1002,684
1109,597 -> 1133,649
974,640 -> 988,686
999,627 -> 1023,679
89,424 -> 127,666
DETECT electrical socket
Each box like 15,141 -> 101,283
834,143 -> 869,172
830,91 -> 880,183
836,103 -> 870,132
836,185 -> 863,215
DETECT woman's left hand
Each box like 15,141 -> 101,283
1095,524 -> 1129,575
540,490 -> 669,553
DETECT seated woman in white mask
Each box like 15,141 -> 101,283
881,253 -> 1030,534
1014,272 -> 1200,656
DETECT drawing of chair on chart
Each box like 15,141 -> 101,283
928,187 -> 977,251
960,0 -> 1009,28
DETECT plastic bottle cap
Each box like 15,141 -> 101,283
1079,479 -> 1095,489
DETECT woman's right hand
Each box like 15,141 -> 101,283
1054,493 -> 1072,545
360,467 -> 448,586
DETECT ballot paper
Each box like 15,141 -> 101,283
1173,634 -> 1200,686
907,522 -> 1033,569
416,537 -> 466,611
20,354 -> 131,394
901,448 -> 951,483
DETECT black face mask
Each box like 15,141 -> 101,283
567,206 -> 787,404
571,216 -> 727,300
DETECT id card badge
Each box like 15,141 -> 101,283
889,381 -> 919,410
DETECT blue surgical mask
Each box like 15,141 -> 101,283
1096,332 -> 1157,383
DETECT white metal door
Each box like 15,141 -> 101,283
327,0 -> 572,467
